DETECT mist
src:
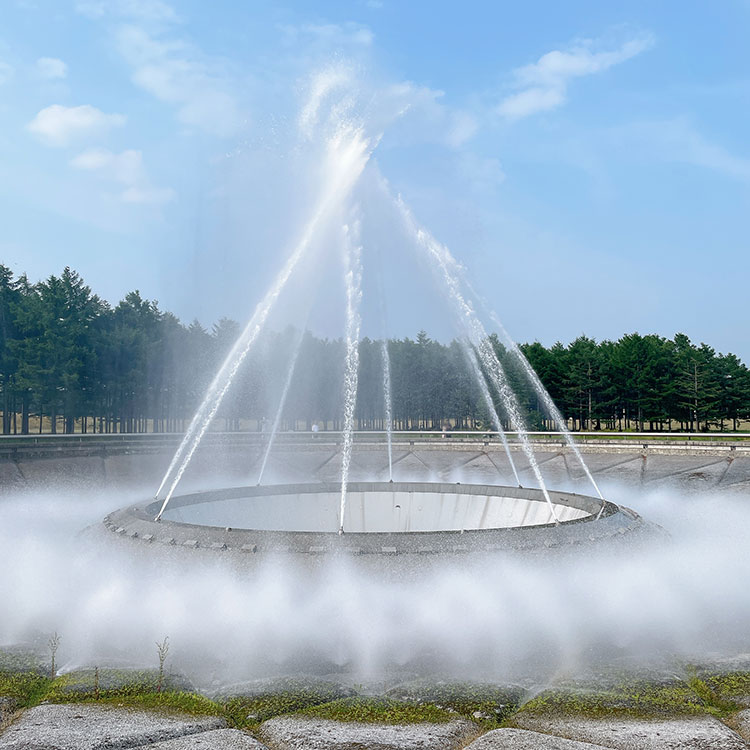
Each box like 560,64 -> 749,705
2,478 -> 748,690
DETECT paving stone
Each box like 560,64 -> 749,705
465,727 -> 611,749
512,714 -> 749,750
259,716 -> 477,750
733,710 -> 750,741
0,703 -> 225,750
144,728 -> 268,748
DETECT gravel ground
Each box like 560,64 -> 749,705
0,704 -> 225,750
142,728 -> 268,748
259,716 -> 478,750
512,714 -> 750,750
464,728 -> 612,749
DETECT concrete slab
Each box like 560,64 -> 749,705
719,458 -> 750,487
646,457 -> 731,489
451,453 -> 510,485
17,456 -> 105,490
512,714 -> 749,749
144,728 -> 268,749
0,459 -> 26,495
0,704 -> 225,750
389,452 -> 432,481
732,709 -> 750,741
465,727 -> 611,749
259,716 -> 477,750
641,455 -> 727,483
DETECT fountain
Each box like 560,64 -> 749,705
104,73 -> 660,559
105,481 -> 652,560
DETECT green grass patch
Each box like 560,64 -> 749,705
95,691 -> 223,717
45,669 -> 191,703
520,678 -> 711,720
0,672 -> 51,708
221,677 -> 353,728
684,668 -> 750,714
298,696 -> 459,724
386,680 -> 524,728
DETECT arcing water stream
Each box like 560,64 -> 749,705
256,328 -> 306,486
394,195 -> 559,523
155,123 -> 373,520
153,80 -> 607,529
380,338 -> 394,481
339,220 -> 364,533
462,342 -> 522,486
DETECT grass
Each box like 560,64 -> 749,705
220,676 -> 354,728
689,669 -> 750,710
386,679 -> 524,728
44,669 -> 191,702
94,691 -> 223,717
0,672 -> 51,709
297,697 -> 459,725
518,678 -> 715,720
4,664 -> 750,731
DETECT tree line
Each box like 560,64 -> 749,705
1,265 -> 749,435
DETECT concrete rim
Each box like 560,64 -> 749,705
101,482 -> 650,555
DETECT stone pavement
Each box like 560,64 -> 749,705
0,704 -> 231,750
258,715 -> 477,749
464,728 -> 611,748
4,705 -> 750,749
511,714 -> 750,750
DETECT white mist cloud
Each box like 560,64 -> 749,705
70,147 -> 175,205
498,33 -> 654,120
2,482 -> 750,683
614,117 -> 750,183
36,57 -> 68,80
75,0 -> 179,23
115,24 -> 242,137
27,104 -> 125,147
280,21 -> 374,49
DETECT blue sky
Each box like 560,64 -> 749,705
2,0 -> 749,359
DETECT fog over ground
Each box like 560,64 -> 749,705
2,478 -> 748,688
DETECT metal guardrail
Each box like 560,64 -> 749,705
1,430 -> 749,453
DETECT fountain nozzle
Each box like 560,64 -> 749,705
338,526 -> 344,535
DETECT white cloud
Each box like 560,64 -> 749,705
498,33 -> 654,120
115,25 -> 242,137
27,104 -> 125,146
75,0 -> 178,23
280,21 -> 374,49
378,81 -> 479,149
616,118 -> 750,183
0,62 -> 14,85
70,147 -> 143,183
120,185 -> 174,204
70,147 -> 175,204
36,57 -> 68,80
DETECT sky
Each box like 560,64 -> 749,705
1,0 -> 749,359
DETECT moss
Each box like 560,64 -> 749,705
298,697 -> 459,725
386,679 -> 525,727
45,669 -> 191,702
221,677 -> 353,728
699,671 -> 750,702
0,672 -> 51,708
519,678 -> 711,720
95,691 -> 223,717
